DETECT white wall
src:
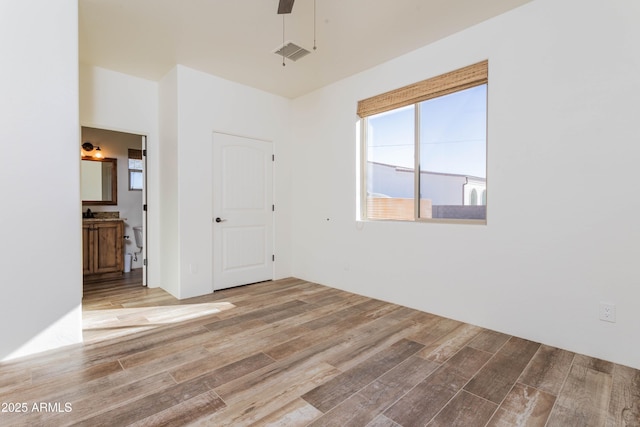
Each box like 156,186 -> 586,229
169,65 -> 293,299
158,67 -> 181,297
80,65 -> 160,285
0,0 -> 82,360
81,63 -> 293,300
291,0 -> 640,369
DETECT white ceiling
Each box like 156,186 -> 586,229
79,0 -> 533,99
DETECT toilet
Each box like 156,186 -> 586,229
133,226 -> 143,261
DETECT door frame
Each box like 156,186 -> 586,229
141,134 -> 148,286
211,130 -> 275,291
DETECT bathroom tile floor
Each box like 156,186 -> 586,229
0,271 -> 638,426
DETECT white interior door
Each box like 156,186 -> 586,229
212,132 -> 273,290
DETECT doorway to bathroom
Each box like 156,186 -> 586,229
80,126 -> 148,287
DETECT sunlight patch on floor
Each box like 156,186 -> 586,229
82,302 -> 236,343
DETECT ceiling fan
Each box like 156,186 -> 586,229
278,0 -> 295,14
275,0 -> 316,66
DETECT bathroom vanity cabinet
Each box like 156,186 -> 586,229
83,219 -> 124,281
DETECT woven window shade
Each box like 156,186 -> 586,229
128,149 -> 142,160
357,60 -> 488,118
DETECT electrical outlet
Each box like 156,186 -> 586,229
599,302 -> 616,323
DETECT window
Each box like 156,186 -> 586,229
359,61 -> 487,223
470,189 -> 478,206
128,149 -> 143,191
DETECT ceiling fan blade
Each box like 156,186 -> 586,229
278,0 -> 295,14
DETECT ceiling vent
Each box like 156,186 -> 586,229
274,42 -> 311,61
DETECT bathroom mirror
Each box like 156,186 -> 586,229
81,158 -> 117,205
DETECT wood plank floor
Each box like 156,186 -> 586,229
1,271 -> 638,426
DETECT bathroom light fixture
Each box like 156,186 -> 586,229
81,141 -> 94,153
81,141 -> 103,158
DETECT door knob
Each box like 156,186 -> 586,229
215,217 -> 226,223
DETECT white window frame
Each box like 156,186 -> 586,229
358,62 -> 488,224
